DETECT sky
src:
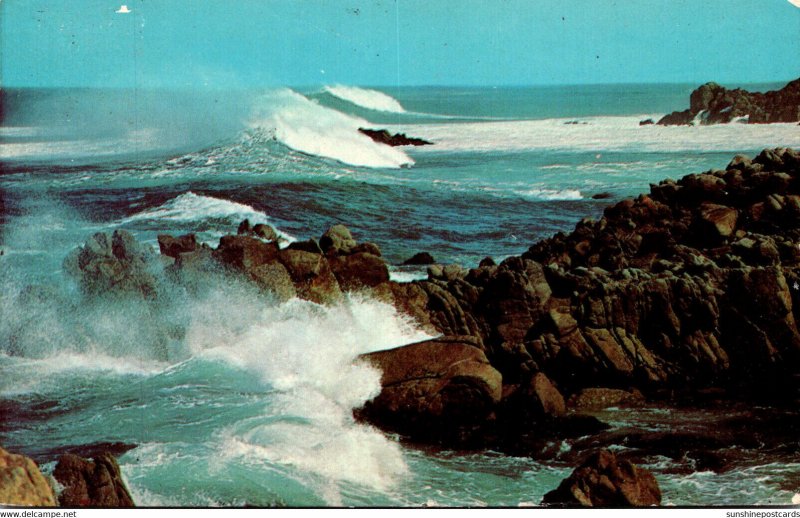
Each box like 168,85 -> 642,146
2,0 -> 800,88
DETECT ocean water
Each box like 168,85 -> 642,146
1,83 -> 799,506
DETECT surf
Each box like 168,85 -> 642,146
248,89 -> 413,169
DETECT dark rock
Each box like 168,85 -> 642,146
697,203 -> 738,240
542,449 -> 661,507
157,233 -> 197,259
639,119 -> 654,126
658,78 -> 800,125
591,192 -> 613,200
53,452 -> 135,507
358,128 -> 432,147
286,239 -> 322,254
403,252 -> 436,265
237,219 -> 252,235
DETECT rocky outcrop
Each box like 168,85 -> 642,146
0,446 -> 57,506
63,230 -> 158,298
356,336 -> 502,443
53,452 -> 134,507
658,78 -> 800,125
359,128 -> 432,147
365,148 -> 800,403
59,148 -> 800,453
542,449 -> 661,507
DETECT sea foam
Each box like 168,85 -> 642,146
405,116 -> 800,154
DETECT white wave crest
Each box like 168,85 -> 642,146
121,192 -> 295,243
249,89 -> 413,169
123,192 -> 266,224
324,85 -> 406,114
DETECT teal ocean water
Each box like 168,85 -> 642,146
1,84 -> 799,506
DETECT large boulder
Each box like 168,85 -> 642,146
53,452 -> 135,507
542,449 -> 661,507
357,336 -> 502,442
0,447 -> 57,506
328,252 -> 390,290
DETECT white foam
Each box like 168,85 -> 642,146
519,188 -> 583,201
402,115 -> 800,154
186,292 -> 430,503
123,192 -> 263,224
0,126 -> 41,138
249,89 -> 413,169
324,85 -> 407,114
121,192 -> 296,242
388,269 -> 429,283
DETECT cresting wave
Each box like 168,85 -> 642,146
248,89 -> 413,169
121,192 -> 296,243
323,85 -> 407,114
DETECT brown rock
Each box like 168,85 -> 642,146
214,235 -> 278,271
542,449 -> 661,507
53,452 -> 134,507
249,262 -> 297,301
320,224 -> 357,255
568,388 -> 645,410
698,203 -> 738,239
157,233 -> 197,259
0,447 -> 57,506
252,223 -> 279,241
528,372 -> 566,417
357,336 -> 502,440
328,252 -> 390,290
278,249 -> 342,304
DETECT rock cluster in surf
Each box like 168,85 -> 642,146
40,147 -> 800,507
657,78 -> 800,125
358,128 -> 433,147
64,148 -> 800,443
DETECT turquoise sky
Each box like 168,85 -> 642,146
3,0 -> 800,87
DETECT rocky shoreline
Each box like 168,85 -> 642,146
3,147 -> 800,507
657,78 -> 800,125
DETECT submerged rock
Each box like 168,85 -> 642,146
0,446 -> 57,506
542,449 -> 661,507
